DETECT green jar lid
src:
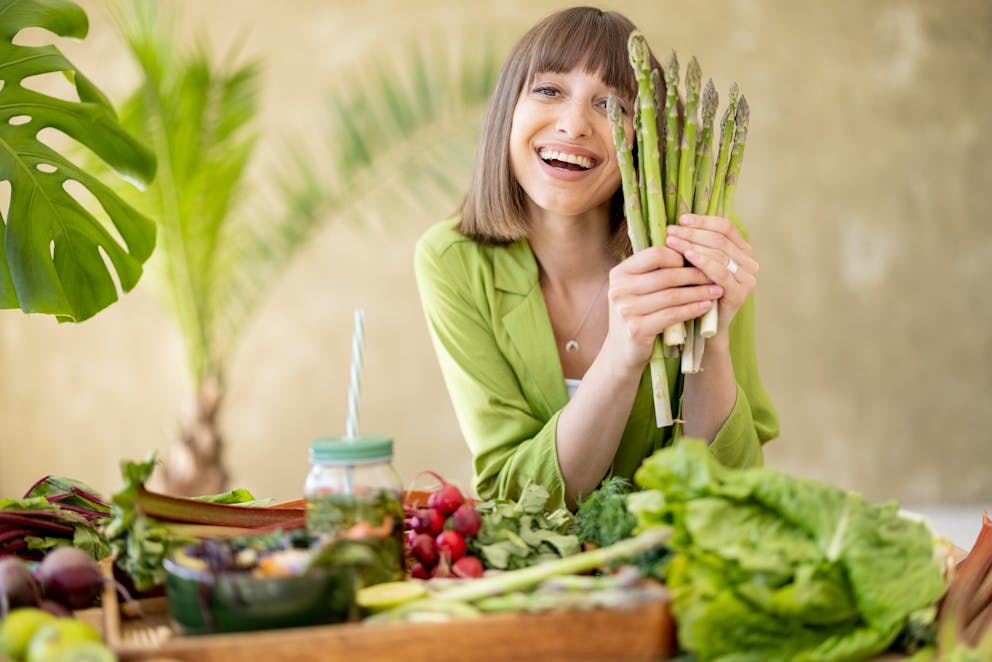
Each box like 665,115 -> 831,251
309,434 -> 394,464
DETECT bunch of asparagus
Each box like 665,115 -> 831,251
607,32 -> 750,428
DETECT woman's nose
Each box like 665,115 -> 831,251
555,101 -> 592,137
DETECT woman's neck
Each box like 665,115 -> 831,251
527,205 -> 616,287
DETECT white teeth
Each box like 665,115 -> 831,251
538,149 -> 594,169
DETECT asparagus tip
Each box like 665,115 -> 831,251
736,95 -> 750,127
664,50 -> 679,83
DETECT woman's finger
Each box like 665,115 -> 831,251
613,284 -> 723,318
669,214 -> 752,256
611,265 -> 711,297
620,244 -> 687,273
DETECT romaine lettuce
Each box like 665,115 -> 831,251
629,440 -> 946,661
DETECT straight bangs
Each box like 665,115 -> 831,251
524,10 -> 638,105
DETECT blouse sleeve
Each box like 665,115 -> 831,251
693,214 -> 779,468
414,230 -> 569,508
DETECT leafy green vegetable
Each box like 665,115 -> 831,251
0,0 -> 156,321
469,482 -> 580,570
102,453 -> 302,591
573,477 -> 637,548
629,439 -> 947,662
0,488 -> 110,560
572,476 -> 670,578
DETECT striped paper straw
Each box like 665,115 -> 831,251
345,308 -> 365,441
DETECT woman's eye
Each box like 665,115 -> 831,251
533,85 -> 559,97
597,98 -> 627,114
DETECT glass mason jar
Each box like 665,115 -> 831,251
304,434 -> 405,584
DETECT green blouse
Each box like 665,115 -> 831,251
414,218 -> 779,511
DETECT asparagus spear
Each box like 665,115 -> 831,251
690,80 -> 719,362
608,95 -> 673,427
720,95 -> 750,218
692,79 -> 719,214
627,32 -> 665,248
706,83 -> 739,217
651,67 -> 665,215
629,34 -> 685,357
662,52 -> 681,225
607,96 -> 649,254
676,57 -> 702,221
699,84 -> 739,339
660,54 -> 687,352
676,59 -> 702,374
633,98 -> 647,220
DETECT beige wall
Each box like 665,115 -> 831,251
1,0 -> 990,507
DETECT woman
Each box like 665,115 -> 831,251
415,7 -> 778,511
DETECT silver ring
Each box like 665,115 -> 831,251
727,257 -> 740,276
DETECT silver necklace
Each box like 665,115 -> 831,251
564,278 -> 609,353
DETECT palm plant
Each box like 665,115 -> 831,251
103,1 -> 503,495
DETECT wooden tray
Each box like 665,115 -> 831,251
74,593 -> 674,662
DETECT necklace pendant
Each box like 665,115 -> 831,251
565,340 -> 580,353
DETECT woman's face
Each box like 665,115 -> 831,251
509,68 -> 633,221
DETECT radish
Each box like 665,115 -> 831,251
452,555 -> 484,579
409,533 -> 438,566
411,508 -> 445,536
37,546 -> 104,610
0,557 -> 40,615
451,503 -> 482,538
428,484 -> 464,517
408,562 -> 431,580
436,530 -> 466,562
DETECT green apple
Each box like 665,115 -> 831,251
24,618 -> 102,662
0,608 -> 57,662
37,640 -> 116,661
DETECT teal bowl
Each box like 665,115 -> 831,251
163,545 -> 357,635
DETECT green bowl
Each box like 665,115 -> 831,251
163,545 -> 357,635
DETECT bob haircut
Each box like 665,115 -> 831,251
457,6 -> 663,253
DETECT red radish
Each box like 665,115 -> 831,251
408,562 -> 431,580
428,483 -> 464,517
436,530 -> 467,562
37,546 -> 103,610
412,508 -> 445,536
0,557 -> 40,613
409,533 -> 438,566
451,503 -> 482,538
452,555 -> 484,579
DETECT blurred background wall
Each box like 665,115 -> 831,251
1,0 -> 989,512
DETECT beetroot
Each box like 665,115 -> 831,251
436,530 -> 466,562
452,555 -> 484,579
0,556 -> 40,614
428,484 -> 464,517
37,546 -> 103,610
38,598 -> 73,617
451,503 -> 482,538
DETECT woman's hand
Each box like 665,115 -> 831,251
605,244 -> 721,371
664,214 -> 757,336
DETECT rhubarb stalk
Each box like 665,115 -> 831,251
938,511 -> 992,658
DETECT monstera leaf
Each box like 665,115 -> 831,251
0,0 -> 156,322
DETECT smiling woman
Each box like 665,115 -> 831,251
414,6 -> 778,513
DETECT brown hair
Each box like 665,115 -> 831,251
457,6 -> 662,252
